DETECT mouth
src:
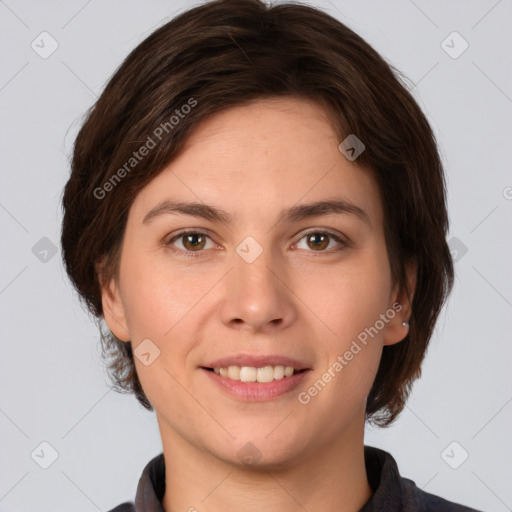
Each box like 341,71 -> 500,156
201,365 -> 308,383
200,354 -> 313,400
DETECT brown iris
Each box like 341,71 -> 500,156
177,231 -> 332,252
306,233 -> 329,250
182,233 -> 206,251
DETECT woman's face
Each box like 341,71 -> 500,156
102,97 -> 412,468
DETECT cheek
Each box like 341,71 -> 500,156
122,256 -> 203,409
300,250 -> 392,344
119,249 -> 204,340
119,251 -> 213,397
295,249 -> 391,407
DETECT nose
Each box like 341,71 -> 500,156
219,246 -> 297,334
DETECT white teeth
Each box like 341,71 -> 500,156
284,366 -> 294,377
227,365 -> 240,380
257,366 -> 274,383
239,367 -> 257,382
211,365 -> 298,382
273,365 -> 284,379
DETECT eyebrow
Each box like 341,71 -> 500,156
142,198 -> 371,227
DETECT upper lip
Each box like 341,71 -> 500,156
203,354 -> 312,371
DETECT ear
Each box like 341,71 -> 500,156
97,263 -> 131,342
382,259 -> 417,347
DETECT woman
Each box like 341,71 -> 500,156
60,0 -> 481,510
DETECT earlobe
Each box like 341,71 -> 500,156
99,274 -> 131,342
383,260 -> 417,347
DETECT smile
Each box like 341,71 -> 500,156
206,365 -> 304,383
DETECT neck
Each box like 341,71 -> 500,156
160,415 -> 372,512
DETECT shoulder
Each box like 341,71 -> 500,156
104,452 -> 165,512
400,476 -> 482,511
362,446 -> 482,512
105,503 -> 135,512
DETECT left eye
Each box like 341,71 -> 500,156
295,231 -> 346,252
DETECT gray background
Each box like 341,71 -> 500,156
1,0 -> 511,511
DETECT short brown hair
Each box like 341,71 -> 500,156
61,0 -> 454,426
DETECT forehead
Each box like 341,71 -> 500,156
128,97 -> 383,229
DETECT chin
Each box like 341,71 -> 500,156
220,430 -> 308,470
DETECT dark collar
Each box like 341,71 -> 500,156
122,445 -> 479,512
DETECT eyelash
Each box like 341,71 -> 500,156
165,228 -> 349,259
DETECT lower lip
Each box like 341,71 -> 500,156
201,368 -> 310,401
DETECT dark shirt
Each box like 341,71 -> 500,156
108,445 -> 482,511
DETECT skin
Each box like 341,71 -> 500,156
101,97 -> 416,512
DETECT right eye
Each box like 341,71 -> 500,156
166,230 -> 216,257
